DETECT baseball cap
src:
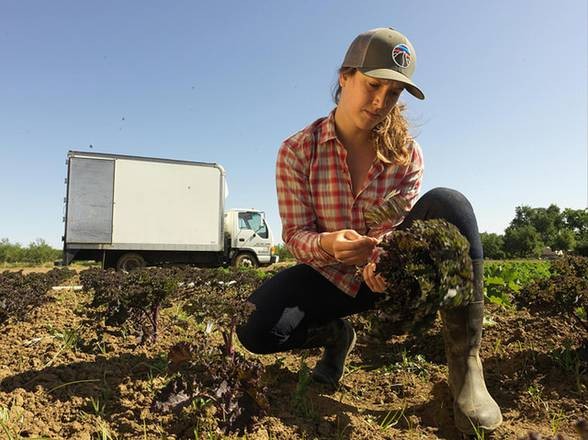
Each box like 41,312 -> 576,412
342,27 -> 425,100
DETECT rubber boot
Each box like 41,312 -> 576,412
301,318 -> 356,388
440,259 -> 503,434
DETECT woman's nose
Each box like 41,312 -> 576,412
373,91 -> 388,109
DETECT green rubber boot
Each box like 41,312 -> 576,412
441,259 -> 503,434
302,318 -> 356,388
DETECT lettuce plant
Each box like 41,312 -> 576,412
375,219 -> 475,333
80,268 -> 179,343
0,268 -> 75,324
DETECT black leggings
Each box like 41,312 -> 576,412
236,187 -> 483,354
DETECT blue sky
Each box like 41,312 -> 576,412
1,0 -> 586,248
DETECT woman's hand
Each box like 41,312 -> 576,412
320,229 -> 377,266
363,261 -> 387,293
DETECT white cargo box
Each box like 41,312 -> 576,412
64,151 -> 225,252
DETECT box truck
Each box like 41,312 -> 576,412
61,151 -> 278,270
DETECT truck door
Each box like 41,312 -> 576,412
66,157 -> 114,244
235,211 -> 257,246
234,211 -> 272,264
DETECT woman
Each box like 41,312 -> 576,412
237,27 -> 502,435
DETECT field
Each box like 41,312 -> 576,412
0,261 -> 586,439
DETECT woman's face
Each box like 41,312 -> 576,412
338,71 -> 404,131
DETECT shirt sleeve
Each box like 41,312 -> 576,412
368,140 -> 425,241
276,139 -> 338,267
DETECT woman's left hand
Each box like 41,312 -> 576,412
363,262 -> 387,293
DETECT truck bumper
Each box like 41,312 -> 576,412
270,255 -> 279,264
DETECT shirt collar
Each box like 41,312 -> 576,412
317,109 -> 385,172
317,109 -> 338,145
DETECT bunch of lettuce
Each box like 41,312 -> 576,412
374,219 -> 474,333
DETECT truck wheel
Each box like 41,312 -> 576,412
233,253 -> 258,268
116,253 -> 146,272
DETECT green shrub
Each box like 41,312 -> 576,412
484,260 -> 551,308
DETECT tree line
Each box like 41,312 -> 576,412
481,205 -> 588,259
3,203 -> 587,264
0,238 -> 61,265
276,204 -> 588,261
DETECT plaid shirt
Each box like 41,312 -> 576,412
276,110 -> 424,297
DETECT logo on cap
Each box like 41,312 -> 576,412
392,44 -> 411,68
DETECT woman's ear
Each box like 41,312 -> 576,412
339,71 -> 348,88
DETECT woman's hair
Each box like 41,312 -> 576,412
333,67 -> 412,167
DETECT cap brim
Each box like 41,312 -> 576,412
360,68 -> 425,100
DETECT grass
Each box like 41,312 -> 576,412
492,337 -> 505,356
379,406 -> 405,432
291,357 -> 317,421
170,300 -> 193,324
381,349 -> 430,379
0,261 -> 99,272
47,379 -> 101,393
43,326 -> 82,368
0,404 -> 51,440
527,384 -> 550,414
134,353 -> 170,396
52,326 -> 81,350
362,407 -> 417,436
335,415 -> 352,439
89,396 -> 106,417
92,418 -> 118,440
550,340 -> 584,392
95,339 -> 108,355
469,421 -> 488,440
549,410 -> 569,436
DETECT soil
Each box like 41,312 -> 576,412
0,266 -> 586,439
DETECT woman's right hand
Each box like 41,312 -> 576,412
320,229 -> 378,266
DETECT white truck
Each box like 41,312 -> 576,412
61,151 -> 278,270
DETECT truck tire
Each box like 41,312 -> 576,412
116,253 -> 146,272
233,253 -> 258,268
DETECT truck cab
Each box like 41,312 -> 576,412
224,209 -> 278,267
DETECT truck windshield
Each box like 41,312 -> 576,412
238,212 -> 268,239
